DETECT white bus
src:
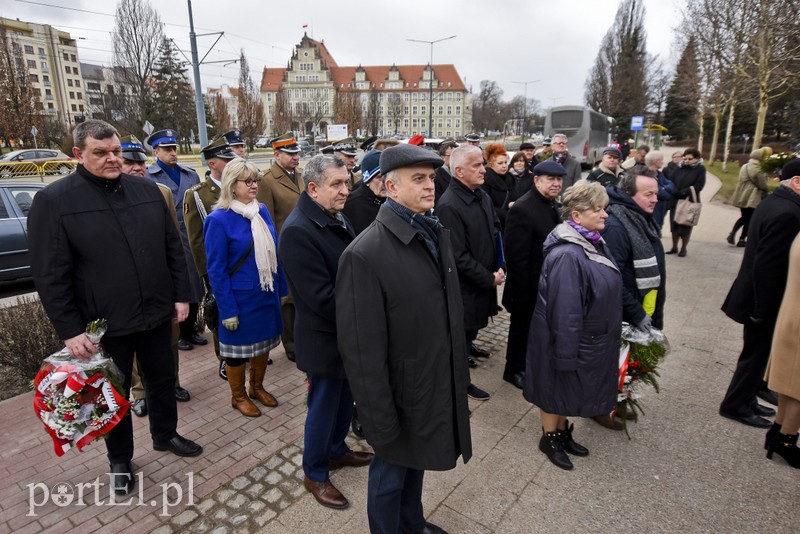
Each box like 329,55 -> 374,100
544,106 -> 614,168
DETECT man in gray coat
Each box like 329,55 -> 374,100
549,133 -> 582,189
337,144 -> 472,534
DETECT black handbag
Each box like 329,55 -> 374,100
202,239 -> 254,331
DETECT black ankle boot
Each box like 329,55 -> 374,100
539,430 -> 573,470
559,420 -> 589,457
765,422 -> 781,450
766,431 -> 800,469
727,232 -> 735,245
736,239 -> 746,248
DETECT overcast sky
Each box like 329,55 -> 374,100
4,0 -> 685,110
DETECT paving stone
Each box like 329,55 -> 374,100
230,513 -> 247,525
214,489 -> 234,503
249,466 -> 267,481
172,509 -> 199,526
264,471 -> 282,485
195,498 -> 216,514
246,500 -> 266,514
210,527 -> 228,534
225,493 -> 246,510
263,457 -> 282,470
289,453 -> 303,466
254,508 -> 277,527
150,525 -> 173,534
277,462 -> 295,476
244,482 -> 264,498
230,476 -> 249,490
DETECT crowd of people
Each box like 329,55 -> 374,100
25,119 -> 800,533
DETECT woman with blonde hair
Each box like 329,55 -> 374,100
728,147 -> 772,247
524,180 -> 623,470
204,158 -> 287,417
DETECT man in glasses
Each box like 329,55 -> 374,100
548,133 -> 582,189
587,146 -> 625,187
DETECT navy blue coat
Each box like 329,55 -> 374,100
204,204 -> 287,347
524,223 -> 622,417
602,185 -> 666,330
279,192 -> 355,378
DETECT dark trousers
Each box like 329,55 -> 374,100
368,456 -> 425,534
281,299 -> 296,353
505,305 -> 533,375
303,375 -> 353,482
720,320 -> 774,415
178,302 -> 199,340
102,320 -> 178,463
731,207 -> 755,239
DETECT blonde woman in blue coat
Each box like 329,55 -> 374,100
204,158 -> 288,417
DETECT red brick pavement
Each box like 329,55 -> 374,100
0,334 -> 308,533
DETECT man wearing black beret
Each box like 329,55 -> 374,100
337,144 -> 471,534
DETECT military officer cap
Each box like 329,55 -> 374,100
220,129 -> 245,146
360,150 -> 382,184
146,129 -> 179,149
120,135 -> 147,162
202,137 -> 237,161
332,138 -> 357,156
360,135 -> 379,152
271,132 -> 301,153
320,145 -> 335,155
542,137 -> 553,146
464,133 -> 480,143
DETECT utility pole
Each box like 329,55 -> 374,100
407,35 -> 456,139
187,0 -> 207,148
512,80 -> 540,142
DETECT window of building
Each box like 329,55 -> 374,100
421,106 -> 426,115
403,119 -> 409,128
446,119 -> 452,127
438,119 -> 443,128
456,93 -> 462,101
63,52 -> 69,60
38,47 -> 45,56
455,119 -> 461,127
447,106 -> 452,115
412,119 -> 418,128
65,66 -> 71,74
438,106 -> 443,115
33,88 -> 41,96
412,93 -> 418,102
77,92 -> 82,99
24,45 -> 34,54
71,54 -> 76,62
301,88 -> 307,98
421,119 -> 426,128
67,79 -> 73,87
69,91 -> 75,99
29,74 -> 39,83
87,82 -> 101,91
45,89 -> 52,96
71,104 -> 77,111
300,62 -> 312,71
90,97 -> 102,105
404,106 -> 409,114
79,104 -> 84,111
309,75 -> 319,82
412,106 -> 417,115
456,106 -> 461,115
27,59 -> 36,68
403,93 -> 409,102
43,75 -> 49,83
446,131 -> 452,138
48,103 -> 54,110
41,61 -> 48,72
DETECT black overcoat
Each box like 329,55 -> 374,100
28,167 -> 190,339
279,192 -> 355,379
722,185 -> 800,324
668,163 -> 706,208
341,183 -> 384,235
436,178 -> 501,331
523,223 -> 622,416
502,187 -> 561,315
433,165 -> 452,206
481,167 -> 513,229
337,204 -> 472,470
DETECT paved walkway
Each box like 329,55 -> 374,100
1,171 -> 797,533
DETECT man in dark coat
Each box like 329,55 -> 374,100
28,119 -> 202,496
502,160 -> 565,389
719,160 -> 800,428
434,140 -> 457,205
549,134 -> 582,189
279,155 -> 373,510
587,146 -> 624,187
337,143 -> 472,534
436,144 -> 505,401
341,149 -> 385,235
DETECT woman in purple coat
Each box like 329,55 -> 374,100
524,180 -> 623,471
205,159 -> 287,418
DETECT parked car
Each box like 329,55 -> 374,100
255,137 -> 270,148
0,149 -> 73,178
0,182 -> 46,281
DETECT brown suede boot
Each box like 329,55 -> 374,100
249,354 -> 278,407
228,362 -> 261,417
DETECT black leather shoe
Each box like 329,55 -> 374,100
267,357 -> 273,365
416,522 -> 449,534
753,403 -> 776,417
539,431 -> 573,470
153,434 -> 203,457
177,338 -> 193,351
560,421 -> 589,457
758,388 -> 779,406
286,351 -> 296,362
131,398 -> 147,417
467,357 -> 477,368
719,410 -> 772,428
110,462 -> 135,495
175,386 -> 191,402
218,360 -> 228,381
190,333 -> 208,345
503,372 -> 525,390
470,343 -> 490,358
467,383 -> 490,401
665,248 -> 678,254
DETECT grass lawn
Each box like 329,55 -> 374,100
707,160 -> 780,203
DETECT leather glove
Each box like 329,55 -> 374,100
202,275 -> 211,292
280,296 -> 290,306
636,315 -> 652,331
222,316 -> 239,331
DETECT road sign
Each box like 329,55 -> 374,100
31,126 -> 38,149
631,116 -> 644,131
143,121 -> 154,136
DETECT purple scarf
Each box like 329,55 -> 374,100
567,219 -> 603,245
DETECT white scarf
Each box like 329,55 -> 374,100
230,199 -> 277,291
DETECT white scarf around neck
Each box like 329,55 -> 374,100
230,199 -> 277,291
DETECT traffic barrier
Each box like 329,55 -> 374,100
0,161 -> 42,180
40,160 -> 77,176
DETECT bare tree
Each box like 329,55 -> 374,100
584,34 -> 612,114
111,0 -> 164,135
237,50 -> 266,151
386,93 -> 405,135
272,89 -> 292,135
364,87 -> 381,136
209,93 -> 231,138
472,80 -> 504,133
333,90 -> 362,137
0,27 -> 40,148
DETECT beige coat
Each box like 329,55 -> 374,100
766,233 -> 800,399
729,160 -> 768,209
257,162 -> 303,235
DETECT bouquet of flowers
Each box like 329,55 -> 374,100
615,323 -> 670,438
33,319 -> 130,456
760,152 -> 798,177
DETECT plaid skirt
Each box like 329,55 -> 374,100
219,335 -> 281,359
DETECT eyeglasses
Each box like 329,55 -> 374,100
552,141 -> 567,146
237,178 -> 261,187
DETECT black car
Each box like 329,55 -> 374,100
0,182 -> 46,281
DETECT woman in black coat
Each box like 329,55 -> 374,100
508,151 -> 534,201
480,143 -> 514,229
667,148 -> 706,257
524,180 -> 623,471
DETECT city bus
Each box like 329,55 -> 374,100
544,106 -> 614,168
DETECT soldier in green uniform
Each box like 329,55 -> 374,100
219,129 -> 246,158
184,137 -> 237,380
257,133 -> 302,362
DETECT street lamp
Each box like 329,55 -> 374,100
407,35 -> 456,139
512,79 -> 540,142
